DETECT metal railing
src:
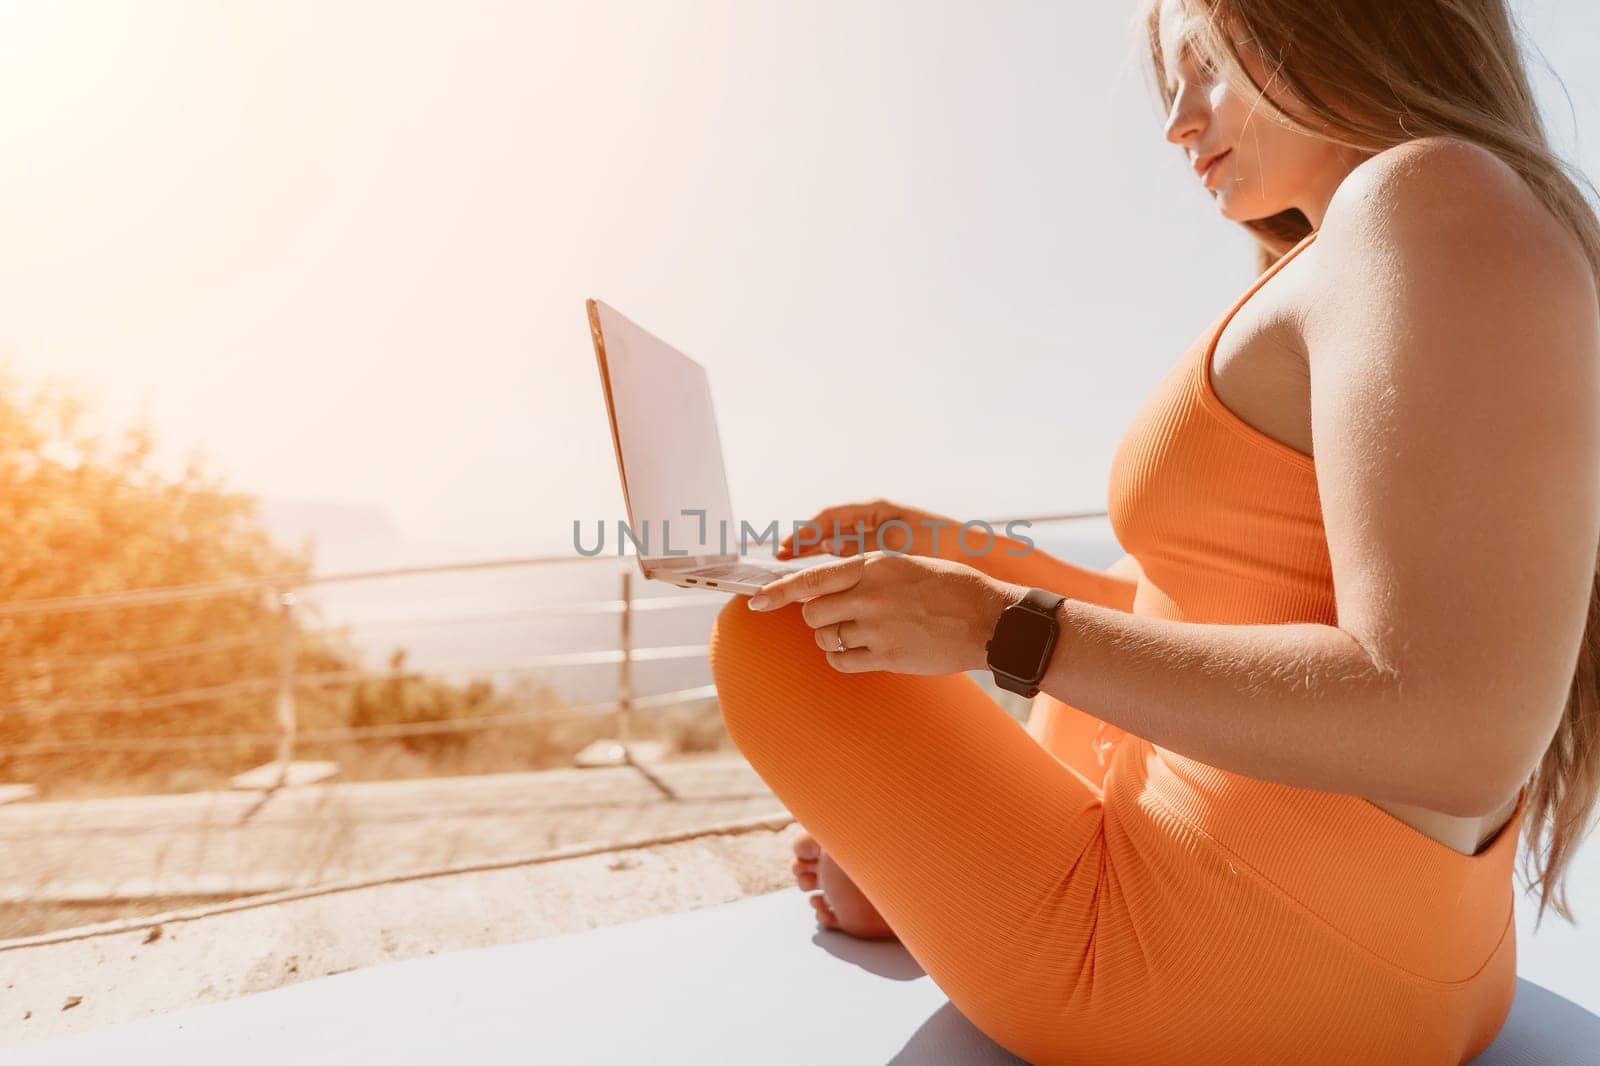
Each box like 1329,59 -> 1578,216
1,510 -> 1112,789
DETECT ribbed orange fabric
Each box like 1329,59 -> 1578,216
709,229 -> 1522,1065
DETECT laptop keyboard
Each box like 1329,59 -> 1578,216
685,561 -> 799,584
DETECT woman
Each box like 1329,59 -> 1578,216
707,0 -> 1600,1061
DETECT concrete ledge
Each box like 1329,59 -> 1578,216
229,761 -> 340,790
574,739 -> 668,767
0,785 -> 38,807
0,812 -> 801,1046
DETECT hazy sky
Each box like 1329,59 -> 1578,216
1,1 -> 1596,564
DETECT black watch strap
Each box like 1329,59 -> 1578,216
1018,587 -> 1066,617
986,587 -> 1066,698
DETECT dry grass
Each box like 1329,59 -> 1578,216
8,682 -> 735,801
0,702 -> 742,941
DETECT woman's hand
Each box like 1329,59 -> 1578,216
775,498 -> 969,562
747,550 -> 1022,675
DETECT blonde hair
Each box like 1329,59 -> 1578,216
1141,0 -> 1600,926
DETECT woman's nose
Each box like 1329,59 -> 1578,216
1163,86 -> 1207,147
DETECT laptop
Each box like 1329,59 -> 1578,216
586,298 -> 825,594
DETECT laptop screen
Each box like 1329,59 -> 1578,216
589,300 -> 738,559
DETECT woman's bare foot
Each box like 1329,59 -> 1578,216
791,828 -> 899,940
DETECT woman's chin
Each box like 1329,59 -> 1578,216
1214,191 -> 1255,221
1215,187 -> 1295,225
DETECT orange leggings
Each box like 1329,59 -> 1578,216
708,592 -> 1517,1065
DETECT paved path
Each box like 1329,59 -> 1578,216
0,756 -> 785,905
0,816 -> 805,1047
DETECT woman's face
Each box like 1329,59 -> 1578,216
1156,0 -> 1347,222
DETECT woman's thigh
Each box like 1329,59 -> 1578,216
708,594 -> 1109,1050
1025,694 -> 1126,793
709,596 -> 1516,1065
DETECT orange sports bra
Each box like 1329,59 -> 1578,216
1107,228 -> 1334,629
1096,227 -> 1525,984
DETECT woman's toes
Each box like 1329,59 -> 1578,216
792,831 -> 821,862
792,854 -> 819,892
810,893 -> 839,928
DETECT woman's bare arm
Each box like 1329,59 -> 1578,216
1026,139 -> 1600,818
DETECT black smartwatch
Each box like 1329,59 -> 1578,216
986,587 -> 1066,698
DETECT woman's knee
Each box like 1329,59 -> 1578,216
708,595 -> 815,739
708,594 -> 759,677
710,595 -> 775,750
709,595 -> 809,672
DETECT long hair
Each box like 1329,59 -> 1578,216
1140,0 -> 1600,926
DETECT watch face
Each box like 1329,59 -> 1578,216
989,606 -> 1054,679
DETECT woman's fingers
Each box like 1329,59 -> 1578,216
775,515 -> 821,558
777,498 -> 933,557
811,618 -> 866,654
748,554 -> 868,611
823,646 -> 879,673
798,589 -> 869,630
820,526 -> 887,556
777,505 -> 876,558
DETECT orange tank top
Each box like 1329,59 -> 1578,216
1108,230 -> 1333,627
1099,228 -> 1525,985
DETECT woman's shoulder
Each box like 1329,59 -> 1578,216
1331,135 -> 1528,214
1314,135 -> 1592,314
